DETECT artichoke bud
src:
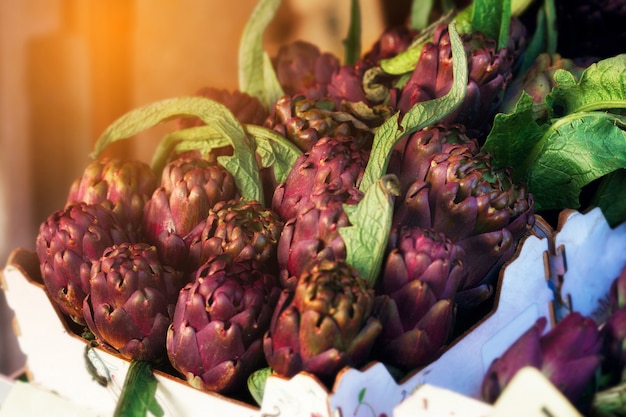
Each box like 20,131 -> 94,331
185,198 -> 284,275
264,259 -> 382,382
36,202 -> 132,324
167,254 -> 281,394
66,157 -> 158,239
83,243 -> 185,362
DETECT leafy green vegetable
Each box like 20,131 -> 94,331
238,0 -> 284,109
340,175 -> 400,288
411,0 -> 435,31
244,124 -> 302,184
360,22 -> 468,191
471,0 -> 511,50
344,0 -> 361,66
546,55 -> 626,116
247,367 -> 272,406
92,97 -> 264,204
591,169 -> 626,228
483,55 -> 626,225
113,361 -> 163,417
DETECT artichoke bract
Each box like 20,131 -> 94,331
394,21 -> 524,139
178,87 -> 268,129
35,202 -> 132,324
373,227 -> 467,371
393,143 -> 534,300
481,313 -> 602,406
277,183 -> 363,289
83,242 -> 186,362
272,134 -> 369,221
602,265 -> 626,379
142,156 -> 240,269
264,95 -> 373,153
167,254 -> 280,394
66,157 -> 158,239
272,40 -> 340,101
184,198 -> 284,275
263,259 -> 382,382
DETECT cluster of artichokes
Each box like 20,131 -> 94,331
33,0 -> 624,411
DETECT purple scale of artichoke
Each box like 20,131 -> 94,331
142,156 -> 239,269
272,134 -> 369,221
263,259 -> 382,383
83,242 -> 186,362
184,198 -> 284,276
481,312 -> 602,406
393,142 -> 534,298
35,202 -> 132,324
66,157 -> 158,240
167,254 -> 281,394
373,227 -> 467,371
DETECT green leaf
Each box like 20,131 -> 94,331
344,0 -> 361,66
380,11 -> 456,75
93,97 -> 263,204
263,51 -> 285,108
247,367 -> 272,406
243,124 -> 303,184
113,361 -> 163,417
360,22 -> 468,192
399,22 -> 468,136
150,125 -> 231,173
482,93 -> 547,180
410,0 -> 435,31
591,169 -> 626,228
238,0 -> 284,108
340,175 -> 400,288
546,55 -> 626,116
526,112 -> 626,211
471,0 -> 511,50
543,0 -> 557,54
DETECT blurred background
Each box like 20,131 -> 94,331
0,0 -> 397,378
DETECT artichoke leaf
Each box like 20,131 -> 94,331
92,96 -> 263,204
238,0 -> 284,109
244,124 -> 302,184
360,22 -> 468,192
247,366 -> 273,406
343,0 -> 361,66
151,125 -> 231,173
340,175 -> 400,288
113,360 -> 164,417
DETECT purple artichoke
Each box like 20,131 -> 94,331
264,95 -> 373,152
393,143 -> 534,300
83,242 -> 186,362
142,156 -> 239,269
394,21 -> 526,140
167,254 -> 280,393
66,157 -> 158,239
272,40 -> 340,100
35,202 -> 132,324
373,227 -> 467,371
184,198 -> 284,274
263,259 -> 382,382
481,313 -> 602,406
277,183 -> 363,289
272,134 -> 369,221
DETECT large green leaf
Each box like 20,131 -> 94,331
360,22 -> 468,192
243,124 -> 302,184
238,0 -> 284,108
113,361 -> 163,417
92,97 -> 263,204
526,113 -> 626,211
546,54 -> 626,116
340,175 -> 400,288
